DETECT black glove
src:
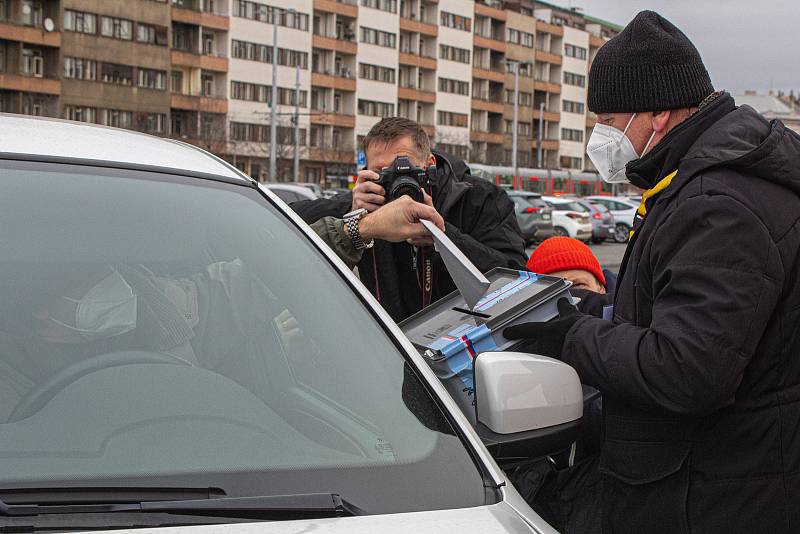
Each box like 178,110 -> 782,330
504,297 -> 583,358
570,288 -> 612,318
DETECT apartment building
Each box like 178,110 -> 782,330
0,0 -> 621,184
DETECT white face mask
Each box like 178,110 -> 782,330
51,270 -> 138,342
586,113 -> 656,184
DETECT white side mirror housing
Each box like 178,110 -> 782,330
474,351 -> 583,435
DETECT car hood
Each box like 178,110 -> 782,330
92,503 -> 548,534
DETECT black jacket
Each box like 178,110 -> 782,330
564,93 -> 800,533
292,152 -> 527,321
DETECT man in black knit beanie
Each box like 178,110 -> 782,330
506,10 -> 800,534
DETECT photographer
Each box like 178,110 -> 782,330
294,117 -> 526,321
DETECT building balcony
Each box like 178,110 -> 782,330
534,80 -> 561,94
470,130 -> 505,144
313,0 -> 358,18
532,139 -> 560,151
0,72 -> 60,95
170,93 -> 228,113
310,113 -> 356,128
471,98 -> 503,114
533,109 -> 561,122
472,66 -> 505,83
474,2 -> 507,21
398,86 -> 435,104
0,21 -> 61,48
535,50 -> 562,65
473,34 -> 506,53
171,6 -> 229,31
589,34 -> 606,49
399,17 -> 438,37
311,72 -> 356,92
536,19 -> 564,36
398,52 -> 436,70
171,50 -> 228,72
309,147 -> 355,164
312,35 -> 357,56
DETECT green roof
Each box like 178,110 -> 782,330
533,0 -> 624,31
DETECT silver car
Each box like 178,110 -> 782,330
0,115 -> 583,533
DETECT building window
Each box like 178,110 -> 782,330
440,11 -> 471,31
439,44 -> 470,64
358,98 -> 394,116
564,44 -> 587,60
435,143 -> 469,160
201,72 -> 215,96
360,26 -> 396,48
21,48 -> 43,77
64,57 -> 97,80
361,0 -> 396,13
64,105 -> 96,123
136,23 -> 167,45
562,99 -> 585,114
99,109 -> 133,128
233,1 -> 309,31
438,77 -> 469,95
563,71 -> 586,87
137,68 -> 167,90
560,155 -> 583,169
359,63 -> 395,83
231,39 -> 308,68
504,90 -> 533,106
64,9 -> 96,34
138,112 -> 166,134
100,16 -> 133,40
504,120 -> 531,137
506,28 -> 534,47
561,127 -> 584,142
100,62 -> 133,85
21,0 -> 42,27
170,70 -> 183,93
437,110 -> 468,127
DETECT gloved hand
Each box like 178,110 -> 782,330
570,288 -> 612,318
504,297 -> 584,358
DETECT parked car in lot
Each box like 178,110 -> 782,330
0,115 -> 585,533
264,182 -> 318,203
585,196 -> 639,243
542,196 -> 593,242
506,191 -> 555,245
573,199 -> 616,244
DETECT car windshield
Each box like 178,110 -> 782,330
0,160 -> 487,518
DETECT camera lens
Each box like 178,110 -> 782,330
389,178 -> 424,203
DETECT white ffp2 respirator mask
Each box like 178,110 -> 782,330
51,270 -> 138,342
586,113 -> 655,184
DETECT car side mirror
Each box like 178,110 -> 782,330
473,351 -> 584,464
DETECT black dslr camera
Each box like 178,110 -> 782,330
375,156 -> 432,204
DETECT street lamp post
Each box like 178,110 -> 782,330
269,7 -> 295,182
504,60 -> 531,184
293,64 -> 300,181
536,101 -> 545,168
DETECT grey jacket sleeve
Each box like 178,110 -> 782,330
310,216 -> 362,270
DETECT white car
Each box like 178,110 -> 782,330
585,196 -> 639,243
263,182 -> 318,203
542,196 -> 593,242
0,114 -> 584,534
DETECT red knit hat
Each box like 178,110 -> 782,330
527,237 -> 606,286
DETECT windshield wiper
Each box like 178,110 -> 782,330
0,493 -> 363,519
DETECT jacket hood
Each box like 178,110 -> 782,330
678,101 -> 800,196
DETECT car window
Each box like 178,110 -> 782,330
0,160 -> 487,517
612,200 -> 634,210
552,201 -> 584,212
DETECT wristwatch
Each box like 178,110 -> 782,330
343,208 -> 374,250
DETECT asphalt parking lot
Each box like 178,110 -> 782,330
526,241 -> 627,272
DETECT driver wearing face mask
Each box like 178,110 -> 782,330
504,10 -> 800,534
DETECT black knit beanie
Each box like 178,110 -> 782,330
588,11 -> 714,113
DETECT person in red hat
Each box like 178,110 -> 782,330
527,237 -> 608,294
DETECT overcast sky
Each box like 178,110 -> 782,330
569,0 -> 800,95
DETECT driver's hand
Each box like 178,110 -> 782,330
351,169 -> 385,212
